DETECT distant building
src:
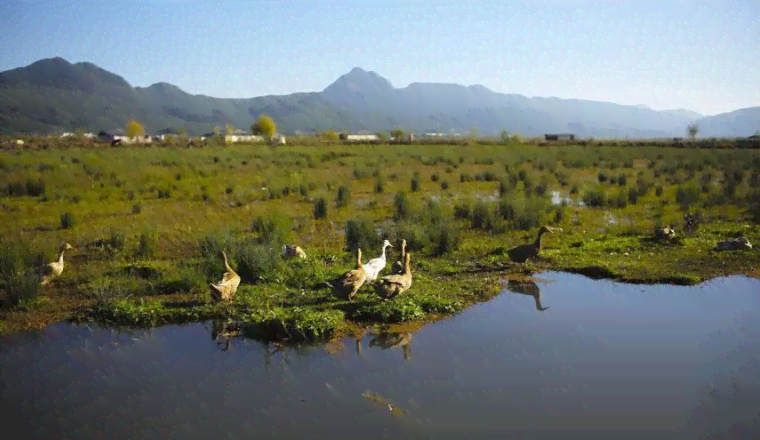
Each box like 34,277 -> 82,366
345,134 -> 380,142
544,133 -> 575,141
749,134 -> 760,140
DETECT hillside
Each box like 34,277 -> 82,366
0,57 -> 757,137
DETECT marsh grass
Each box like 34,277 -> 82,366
2,139 -> 760,338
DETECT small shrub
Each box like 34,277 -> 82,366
411,176 -> 420,192
675,185 -> 700,210
335,185 -> 351,208
299,183 -> 309,197
583,189 -> 607,208
655,185 -> 664,197
393,192 -> 412,221
127,190 -> 135,201
429,223 -> 461,256
250,211 -> 291,245
374,177 -> 384,194
60,212 -> 75,229
132,203 -> 142,214
235,240 -> 281,283
225,186 -> 234,195
135,232 -> 154,259
440,180 -> 450,190
157,189 -> 171,199
431,173 -> 440,182
344,218 -> 378,253
454,200 -> 472,220
598,172 -> 608,183
314,197 -> 328,219
107,229 -> 126,251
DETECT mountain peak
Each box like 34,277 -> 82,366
324,67 -> 394,93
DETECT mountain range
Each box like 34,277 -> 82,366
0,57 -> 758,138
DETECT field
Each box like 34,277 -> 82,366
1,136 -> 759,340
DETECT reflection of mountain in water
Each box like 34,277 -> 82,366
369,332 -> 414,360
505,280 -> 551,311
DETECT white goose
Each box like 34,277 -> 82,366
363,239 -> 393,282
40,243 -> 74,286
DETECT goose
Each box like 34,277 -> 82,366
209,250 -> 241,302
325,248 -> 367,301
368,331 -> 413,360
390,239 -> 407,275
282,244 -> 307,260
373,252 -> 412,300
506,280 -> 550,311
40,243 -> 74,286
363,239 -> 393,282
507,225 -> 561,263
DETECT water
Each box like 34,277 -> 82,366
1,272 -> 759,439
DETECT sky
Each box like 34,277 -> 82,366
0,0 -> 758,116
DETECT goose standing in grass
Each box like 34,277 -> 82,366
373,252 -> 412,300
390,239 -> 407,275
282,244 -> 307,260
364,239 -> 393,282
39,243 -> 74,286
209,250 -> 240,302
325,248 -> 367,301
507,225 -> 561,263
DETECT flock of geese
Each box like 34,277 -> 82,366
35,226 -> 562,304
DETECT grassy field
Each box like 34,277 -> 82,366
1,136 -> 759,341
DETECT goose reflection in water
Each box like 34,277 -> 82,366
505,279 -> 551,311
368,331 -> 414,360
209,319 -> 241,351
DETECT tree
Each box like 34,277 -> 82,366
687,123 -> 699,139
469,126 -> 480,139
375,131 -> 388,142
322,130 -> 340,141
499,130 -> 510,143
225,124 -> 235,137
390,128 -> 405,140
125,120 -> 145,139
251,115 -> 276,137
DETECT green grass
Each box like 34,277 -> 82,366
1,138 -> 759,340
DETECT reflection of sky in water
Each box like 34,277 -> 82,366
0,272 -> 758,439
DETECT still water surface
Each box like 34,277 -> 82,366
1,271 -> 758,439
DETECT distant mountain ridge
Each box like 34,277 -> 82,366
0,57 -> 757,138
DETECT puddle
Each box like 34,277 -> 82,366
1,272 -> 758,439
551,190 -> 585,207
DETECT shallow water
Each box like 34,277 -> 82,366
1,272 -> 759,439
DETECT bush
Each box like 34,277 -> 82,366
454,200 -> 472,220
374,177 -> 384,193
0,242 -> 42,309
107,229 -> 126,251
618,174 -> 627,186
429,223 -> 461,256
132,203 -> 142,214
655,185 -> 664,197
314,197 -> 328,219
135,232 -> 154,258
431,173 -> 440,182
598,172 -> 608,183
335,186 -> 351,208
393,192 -> 413,221
583,189 -> 607,208
235,240 -> 281,283
471,201 -> 496,230
250,211 -> 291,245
675,185 -> 700,210
440,180 -> 450,190
60,212 -> 75,229
411,176 -> 420,192
344,218 -> 379,253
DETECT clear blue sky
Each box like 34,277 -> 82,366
1,0 -> 758,116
